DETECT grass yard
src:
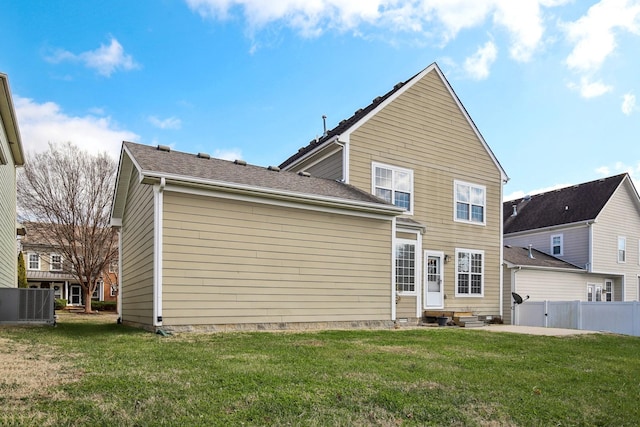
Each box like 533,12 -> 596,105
1,315 -> 639,426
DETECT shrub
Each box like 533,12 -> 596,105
55,299 -> 67,310
91,301 -> 117,312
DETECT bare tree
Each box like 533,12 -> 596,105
18,142 -> 118,313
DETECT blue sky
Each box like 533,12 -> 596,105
2,0 -> 639,200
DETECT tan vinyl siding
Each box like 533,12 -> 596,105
348,70 -> 503,315
592,181 -> 640,300
305,150 -> 343,180
504,226 -> 590,268
395,295 -> 417,319
121,170 -> 155,327
0,127 -> 17,288
161,191 -> 393,326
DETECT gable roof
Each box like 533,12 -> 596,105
111,142 -> 404,222
503,245 -> 583,270
278,62 -> 507,182
0,73 -> 24,166
504,173 -> 630,234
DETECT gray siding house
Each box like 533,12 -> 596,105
503,173 -> 640,323
0,73 -> 25,288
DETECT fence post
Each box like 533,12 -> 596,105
576,300 -> 582,330
544,300 -> 548,328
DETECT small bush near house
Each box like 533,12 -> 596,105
90,301 -> 117,312
54,299 -> 67,310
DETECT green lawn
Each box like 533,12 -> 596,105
1,315 -> 639,426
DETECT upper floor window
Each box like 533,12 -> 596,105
618,237 -> 626,263
28,253 -> 40,270
455,249 -> 484,297
551,234 -> 563,256
50,254 -> 63,271
372,162 -> 413,213
454,181 -> 486,225
395,240 -> 416,294
109,260 -> 118,273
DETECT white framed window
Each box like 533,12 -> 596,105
49,253 -> 63,271
454,181 -> 486,225
551,234 -> 563,256
618,237 -> 626,263
587,284 -> 603,302
92,281 -> 103,300
110,284 -> 118,297
28,253 -> 40,270
395,239 -> 416,294
109,260 -> 118,273
604,280 -> 613,302
455,249 -> 484,297
372,162 -> 413,213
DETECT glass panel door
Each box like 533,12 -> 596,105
424,252 -> 444,308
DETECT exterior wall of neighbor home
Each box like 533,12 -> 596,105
305,150 -> 343,181
0,121 -> 17,288
161,191 -> 393,326
347,70 -> 503,316
504,225 -> 590,269
121,170 -> 155,327
591,180 -> 640,301
507,267 -> 620,303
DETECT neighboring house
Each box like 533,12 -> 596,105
280,62 -> 508,323
18,223 -> 118,306
111,62 -> 508,332
0,73 -> 25,288
503,173 -> 640,323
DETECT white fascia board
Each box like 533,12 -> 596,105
511,265 -> 586,273
141,172 -> 405,219
281,135 -> 340,171
110,144 -> 137,222
505,220 -> 595,237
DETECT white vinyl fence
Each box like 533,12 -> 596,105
514,301 -> 640,337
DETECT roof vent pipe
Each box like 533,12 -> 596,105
298,171 -> 311,177
157,144 -> 171,152
511,205 -> 517,217
528,244 -> 535,259
234,159 -> 247,166
322,115 -> 327,136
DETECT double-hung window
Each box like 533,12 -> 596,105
454,181 -> 486,224
395,240 -> 416,294
551,234 -> 563,256
455,249 -> 484,296
372,162 -> 413,213
50,254 -> 62,271
618,237 -> 626,263
604,280 -> 613,302
28,253 -> 40,270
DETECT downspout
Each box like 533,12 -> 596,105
336,136 -> 349,184
391,216 -> 397,322
499,180 -> 505,320
415,230 -> 423,318
153,177 -> 165,327
586,221 -> 593,272
117,228 -> 122,321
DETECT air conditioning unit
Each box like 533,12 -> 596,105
0,288 -> 55,325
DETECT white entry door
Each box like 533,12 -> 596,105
424,251 -> 444,309
70,285 -> 82,305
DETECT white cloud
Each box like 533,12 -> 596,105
149,116 -> 182,130
14,96 -> 139,160
213,148 -> 243,161
567,76 -> 613,98
464,40 -> 497,79
622,92 -> 636,115
504,182 -> 571,202
563,0 -> 640,73
596,161 -> 640,189
46,37 -> 140,77
185,0 -> 566,61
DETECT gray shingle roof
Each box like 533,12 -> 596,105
503,173 -> 627,234
124,141 -> 395,207
503,245 -> 583,270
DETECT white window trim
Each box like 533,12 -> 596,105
604,279 -> 613,302
49,253 -> 63,271
618,236 -> 626,263
587,284 -> 594,302
454,248 -> 484,297
395,238 -> 418,295
27,253 -> 40,271
371,161 -> 414,214
551,234 -> 563,257
453,180 -> 486,226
